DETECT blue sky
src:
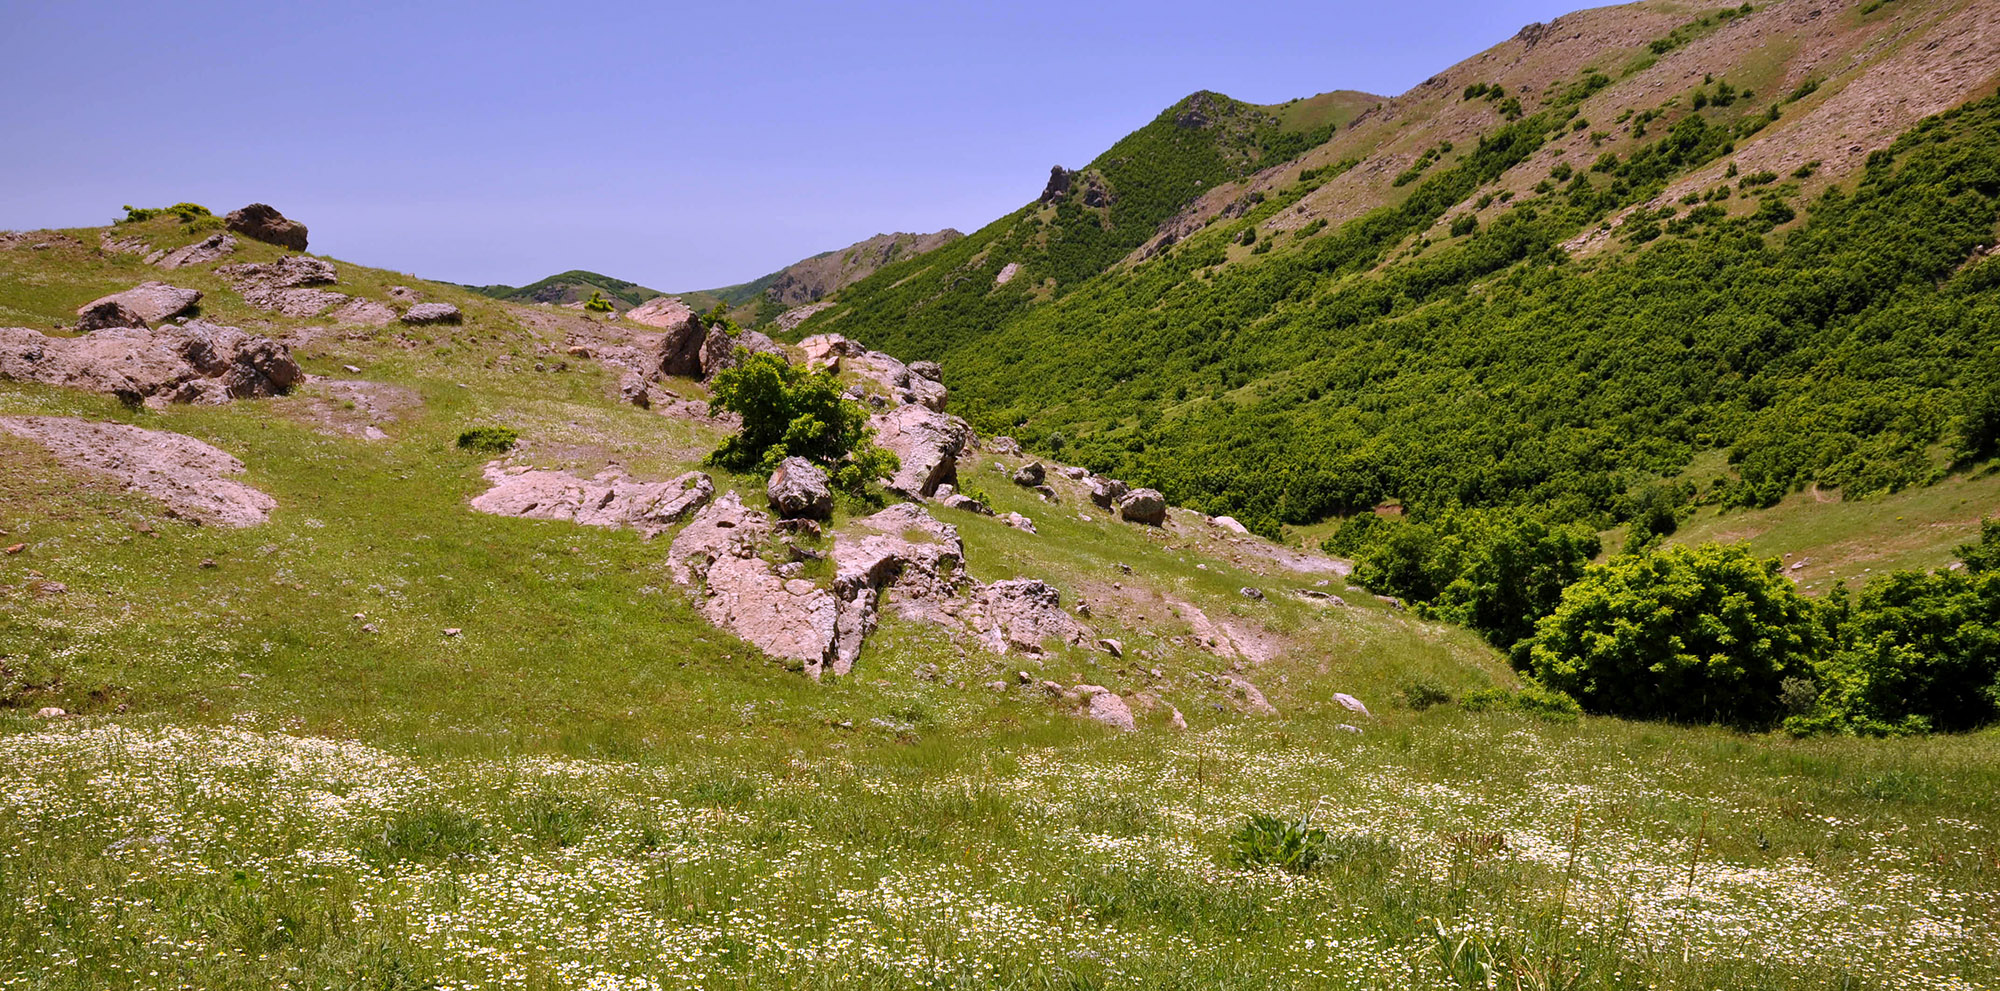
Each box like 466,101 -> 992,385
1,0 -> 1581,291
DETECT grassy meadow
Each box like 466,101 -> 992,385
0,221 -> 1996,989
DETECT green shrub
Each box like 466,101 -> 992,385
1226,812 -> 1328,874
119,202 -> 211,224
1961,518 -> 2000,573
1792,563 -> 2000,735
1525,543 -> 1823,726
1449,213 -> 1478,237
583,290 -> 614,314
707,351 -> 898,491
1399,677 -> 1454,710
456,426 -> 519,454
1459,683 -> 1582,722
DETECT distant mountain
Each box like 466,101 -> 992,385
462,270 -> 663,310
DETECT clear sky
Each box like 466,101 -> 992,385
0,0 -> 1583,291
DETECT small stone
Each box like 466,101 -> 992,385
1098,638 -> 1123,657
1168,707 -> 1188,731
1012,461 -> 1045,487
985,680 -> 1008,691
443,628 -> 462,637
343,364 -> 362,373
1239,586 -> 1264,600
1336,723 -> 1363,734
361,623 -> 379,633
1333,692 -> 1372,717
199,558 -> 217,569
35,707 -> 65,719
3,543 -> 22,554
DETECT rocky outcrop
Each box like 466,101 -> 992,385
800,333 -> 867,371
76,282 -> 201,329
698,326 -> 784,377
972,579 -> 1088,656
1118,488 -> 1167,525
221,256 -> 345,317
868,403 -> 971,499
153,232 -> 237,270
1012,461 -> 1045,487
650,310 -> 709,378
224,204 -> 308,251
401,302 -> 461,325
0,322 -> 301,405
767,457 -> 833,520
847,349 -> 948,411
772,301 -> 833,334
624,296 -> 697,329
471,463 -> 712,538
0,416 -> 274,526
1089,476 -> 1129,510
328,297 -> 397,327
1077,685 -> 1136,732
670,493 -> 843,671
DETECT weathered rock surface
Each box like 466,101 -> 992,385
1000,512 -> 1037,533
800,333 -> 867,371
986,436 -> 1023,456
328,297 -> 397,326
669,493 -> 842,670
222,256 -> 345,316
401,302 -> 461,325
1078,686 -> 1136,732
767,457 -> 833,520
623,296 -> 697,329
698,326 -> 785,378
1012,461 -> 1045,487
0,322 -> 301,405
153,232 -> 237,269
972,579 -> 1088,656
0,416 -> 274,525
1219,674 -> 1279,717
1089,476 -> 1129,510
224,204 -> 308,251
869,403 -> 971,499
471,463 -> 712,538
1118,488 -> 1167,525
76,282 -> 201,329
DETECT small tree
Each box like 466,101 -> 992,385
1525,543 -> 1824,726
706,351 -> 896,491
1959,518 -> 2000,574
583,290 -> 614,315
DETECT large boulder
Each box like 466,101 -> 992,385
1117,488 -> 1167,525
799,333 -> 867,370
868,403 -> 972,499
669,493 -> 843,672
402,302 -> 461,325
623,295 -> 696,329
0,321 -> 301,406
224,204 -> 308,251
767,457 -> 833,520
645,308 -> 709,379
973,579 -> 1088,655
1078,686 -> 1137,732
698,326 -> 786,379
1089,476 -> 1129,510
76,282 -> 201,329
1012,461 -> 1045,487
471,464 -> 712,538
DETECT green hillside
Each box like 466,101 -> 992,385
466,269 -> 665,309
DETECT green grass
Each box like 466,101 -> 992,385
0,220 -> 1996,989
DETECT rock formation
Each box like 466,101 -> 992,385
767,457 -> 833,520
224,204 -> 308,251
869,403 -> 971,499
0,416 -> 275,526
221,256 -> 345,317
0,322 -> 301,405
401,302 -> 461,325
471,463 -> 712,538
75,282 -> 201,329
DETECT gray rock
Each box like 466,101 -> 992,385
869,404 -> 973,499
1078,687 -> 1136,732
1000,512 -> 1037,533
0,321 -> 301,406
1012,461 -> 1045,486
768,457 -> 834,520
1239,586 -> 1265,601
986,436 -> 1023,455
1117,488 -> 1167,525
74,299 -> 149,332
401,302 -> 461,325
1089,476 -> 1129,510
224,203 -> 308,251
472,465 -> 712,538
76,282 -> 202,329
153,232 -> 237,269
1333,692 -> 1372,717
909,359 -> 943,382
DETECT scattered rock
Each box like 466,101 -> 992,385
1012,461 -> 1045,486
1218,674 -> 1279,716
1001,512 -> 1037,533
401,302 -> 461,325
1375,595 -> 1405,610
938,491 -> 991,515
0,322 -> 301,405
624,295 -> 697,329
76,282 -> 202,329
869,403 -> 972,499
0,416 -> 276,525
443,628 -> 462,637
908,360 -> 943,382
767,457 -> 834,520
220,256 -> 344,316
1055,466 -> 1089,481
36,707 -> 65,719
1168,708 -> 1189,731
799,333 -> 867,371
153,232 -> 237,269
1117,488 -> 1167,525
224,203 -> 309,251
1213,515 -> 1250,534
1239,586 -> 1265,601
986,436 -> 1023,456
1098,638 -> 1123,657
471,463 -> 712,538
1334,694 -> 1372,718
670,492 -> 843,671
973,579 -> 1088,655
618,371 -> 651,407
3,543 -> 21,555
1089,476 -> 1129,510
1080,688 -> 1136,732
1336,723 -> 1363,735
698,325 -> 786,378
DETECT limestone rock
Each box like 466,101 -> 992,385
868,403 -> 972,499
699,326 -> 786,378
986,436 -> 1023,456
224,203 -> 308,251
624,295 -> 697,329
1012,461 -> 1045,486
1001,512 -> 1037,534
1117,488 -> 1167,525
973,579 -> 1087,655
153,232 -> 237,269
1079,687 -> 1136,732
800,333 -> 866,370
221,256 -> 344,317
401,302 -> 461,325
1333,692 -> 1372,718
471,464 -> 712,538
328,297 -> 396,327
0,416 -> 275,525
1219,674 -> 1278,716
1089,476 -> 1129,510
767,457 -> 833,520
1213,515 -> 1250,534
74,299 -> 149,332
76,282 -> 201,329
908,359 -> 943,382
0,322 -> 301,405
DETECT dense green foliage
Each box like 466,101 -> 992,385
467,269 -> 662,307
1796,568 -> 2000,735
1525,543 -> 1823,727
455,426 -> 519,453
1225,813 -> 1330,874
582,290 -> 614,314
1456,683 -> 1583,723
706,351 -> 896,490
818,88 -> 2000,535
118,202 -> 212,224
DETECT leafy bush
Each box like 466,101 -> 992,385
1458,683 -> 1582,722
707,351 -> 897,491
119,202 -> 211,224
1400,676 -> 1454,710
1961,518 -> 2000,573
1792,569 -> 2000,735
456,426 -> 519,454
1226,812 -> 1328,874
1525,543 -> 1824,726
583,290 -> 614,314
